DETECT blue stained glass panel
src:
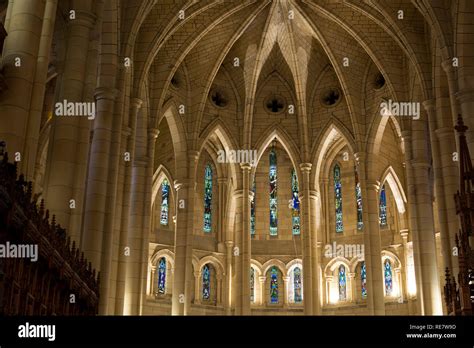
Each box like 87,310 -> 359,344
355,167 -> 363,230
270,266 -> 279,303
202,264 -> 211,300
361,261 -> 367,298
294,267 -> 302,303
250,267 -> 255,303
334,164 -> 343,233
291,169 -> 301,235
269,149 -> 278,236
203,165 -> 213,233
251,181 -> 256,235
379,184 -> 387,227
339,265 -> 347,301
158,257 -> 166,294
384,259 -> 393,296
160,179 -> 170,225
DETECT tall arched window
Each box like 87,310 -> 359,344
203,164 -> 213,233
251,181 -> 256,236
270,266 -> 279,303
269,148 -> 278,236
291,169 -> 300,235
160,179 -> 170,225
293,267 -> 302,303
361,261 -> 367,298
379,184 -> 387,227
338,265 -> 347,301
250,267 -> 255,303
202,264 -> 211,300
384,259 -> 393,296
354,166 -> 363,230
157,257 -> 167,294
334,164 -> 343,233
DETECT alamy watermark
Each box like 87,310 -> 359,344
380,99 -> 420,120
0,242 -> 38,262
55,99 -> 96,120
18,322 -> 55,342
324,241 -> 364,259
217,149 -> 257,167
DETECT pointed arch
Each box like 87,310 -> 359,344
311,120 -> 356,187
197,117 -> 241,184
157,99 -> 188,179
151,164 -> 175,207
251,126 -> 302,183
379,166 -> 407,214
149,248 -> 175,269
198,255 -> 225,276
262,259 -> 287,277
366,99 -> 403,158
323,256 -> 351,276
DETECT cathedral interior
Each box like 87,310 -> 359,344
0,0 -> 473,317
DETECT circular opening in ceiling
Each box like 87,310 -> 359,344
373,72 -> 386,90
320,87 -> 341,107
264,95 -> 286,114
209,88 -> 229,109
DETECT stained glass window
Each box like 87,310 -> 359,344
269,148 -> 278,236
291,169 -> 301,235
354,166 -> 363,230
270,266 -> 279,303
203,164 -> 213,233
379,184 -> 387,227
160,179 -> 170,225
294,267 -> 302,303
250,267 -> 255,303
202,264 -> 211,300
384,259 -> 393,296
334,164 -> 343,233
361,261 -> 367,298
157,257 -> 166,294
251,181 -> 256,236
338,265 -> 347,301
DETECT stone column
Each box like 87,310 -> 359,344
441,59 -> 460,130
0,0 -> 46,162
348,272 -> 356,302
239,164 -> 251,315
325,276 -> 333,304
172,152 -> 198,315
114,98 -> 141,314
149,266 -> 156,296
224,241 -> 233,314
310,190 -> 322,314
423,100 -> 453,276
402,129 -> 443,315
299,163 -> 314,314
217,178 -> 227,244
217,274 -> 223,305
283,276 -> 290,306
411,161 -> 443,315
193,270 -> 201,305
232,190 -> 243,313
42,9 -> 97,242
82,87 -> 117,267
366,180 -> 385,314
25,0 -> 58,180
357,152 -> 384,315
400,231 -> 409,297
259,276 -> 266,305
435,128 -> 460,278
